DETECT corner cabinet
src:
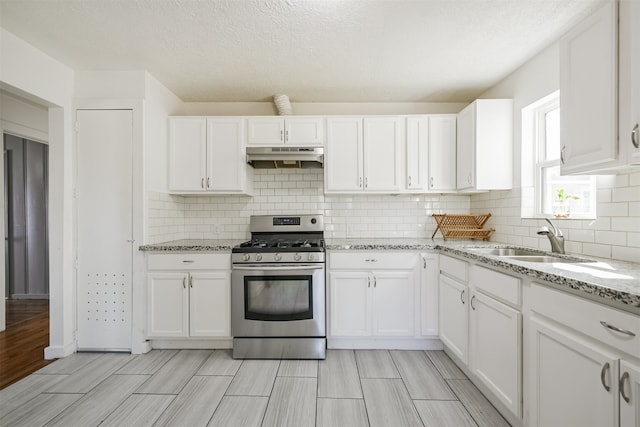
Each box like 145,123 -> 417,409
526,283 -> 640,427
246,117 -> 324,146
456,99 -> 513,191
169,117 -> 253,194
146,253 -> 231,338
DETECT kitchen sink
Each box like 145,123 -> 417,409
468,247 -> 544,257
502,255 -> 590,263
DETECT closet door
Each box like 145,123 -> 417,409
76,109 -> 133,350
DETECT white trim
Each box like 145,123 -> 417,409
327,337 -> 443,350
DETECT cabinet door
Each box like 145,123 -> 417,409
329,271 -> 371,336
406,116 -> 428,191
420,254 -> 438,337
438,274 -> 468,364
528,315 -> 618,427
247,118 -> 284,145
620,359 -> 640,427
373,270 -> 415,336
325,117 -> 363,192
428,115 -> 457,191
206,118 -> 245,192
469,291 -> 521,418
189,272 -> 231,337
285,117 -> 324,146
620,0 -> 640,164
560,1 -> 618,173
456,104 -> 475,190
364,117 -> 401,191
169,118 -> 207,191
147,273 -> 189,337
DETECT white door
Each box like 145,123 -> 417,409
620,359 -> 640,427
329,271 -> 371,336
207,118 -> 245,192
285,118 -> 324,146
76,109 -> 133,350
456,103 -> 475,190
190,272 -> 231,337
528,315 -> 618,427
363,117 -> 401,191
372,271 -> 415,336
169,118 -> 206,191
428,115 -> 457,191
469,291 -> 521,417
560,1 -> 618,173
147,272 -> 189,337
438,274 -> 468,363
405,116 -> 428,190
325,118 -> 363,192
247,118 -> 284,145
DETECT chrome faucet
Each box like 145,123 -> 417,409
537,218 -> 565,254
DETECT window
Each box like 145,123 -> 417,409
522,91 -> 596,218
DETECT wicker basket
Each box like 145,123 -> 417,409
431,213 -> 494,240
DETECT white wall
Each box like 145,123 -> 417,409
0,27 -> 76,356
473,42 -> 640,263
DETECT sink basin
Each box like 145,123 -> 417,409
503,255 -> 589,263
468,247 -> 543,257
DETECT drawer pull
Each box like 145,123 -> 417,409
365,259 -> 378,262
600,321 -> 636,337
182,260 -> 195,263
460,289 -> 465,304
620,372 -> 631,403
600,362 -> 611,392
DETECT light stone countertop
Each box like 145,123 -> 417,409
327,238 -> 640,314
140,237 -> 640,314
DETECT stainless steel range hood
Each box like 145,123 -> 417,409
246,147 -> 324,169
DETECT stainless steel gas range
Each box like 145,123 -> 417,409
231,214 -> 326,359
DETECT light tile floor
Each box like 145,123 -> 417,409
0,349 -> 511,427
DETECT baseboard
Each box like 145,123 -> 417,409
150,338 -> 233,349
44,341 -> 76,359
328,337 -> 443,350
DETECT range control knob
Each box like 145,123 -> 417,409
242,253 -> 250,262
308,253 -> 316,261
311,218 -> 317,224
256,254 -> 263,261
294,253 -> 302,261
274,253 -> 282,261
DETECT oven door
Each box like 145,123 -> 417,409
231,263 -> 325,338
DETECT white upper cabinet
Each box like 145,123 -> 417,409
405,116 -> 429,191
325,117 -> 400,193
619,0 -> 640,166
247,117 -> 324,146
169,117 -> 253,195
456,99 -> 513,191
560,1 -> 619,174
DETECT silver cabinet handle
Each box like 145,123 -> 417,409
182,260 -> 195,263
423,257 -> 426,269
368,276 -> 371,288
285,130 -> 289,142
632,123 -> 639,148
470,295 -> 476,311
601,362 -> 611,392
182,276 -> 186,289
620,371 -> 631,403
189,274 -> 193,288
430,177 -> 434,188
408,176 -> 412,187
365,259 -> 378,262
365,177 -> 368,188
600,321 -> 636,337
207,177 -> 211,188
560,145 -> 566,164
467,173 -> 472,185
373,276 -> 377,288
201,178 -> 205,189
460,289 -> 465,304
126,239 -> 135,243
280,129 -> 284,141
359,177 -> 363,188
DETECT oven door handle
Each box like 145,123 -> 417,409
232,264 -> 324,271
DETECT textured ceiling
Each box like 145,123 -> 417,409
0,0 -> 606,103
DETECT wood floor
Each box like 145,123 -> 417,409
0,349 -> 511,427
1,299 -> 52,390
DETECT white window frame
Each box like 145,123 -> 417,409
522,91 -> 596,219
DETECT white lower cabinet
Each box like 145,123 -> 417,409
438,274 -> 468,363
329,252 -> 418,339
146,254 -> 231,338
527,283 -> 640,427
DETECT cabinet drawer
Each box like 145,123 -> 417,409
530,283 -> 640,358
440,255 -> 468,282
147,253 -> 230,270
471,265 -> 521,307
329,252 -> 418,270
